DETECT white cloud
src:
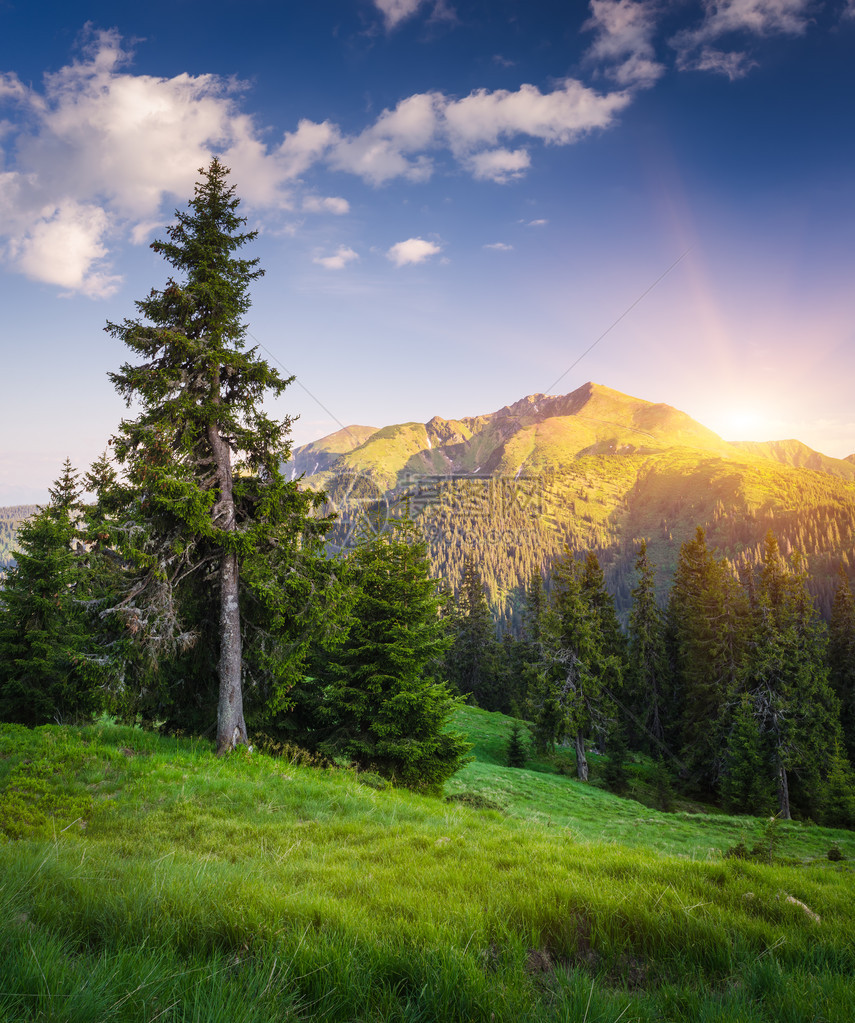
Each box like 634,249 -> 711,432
7,201 -> 120,297
329,92 -> 441,184
466,147 -> 530,183
583,0 -> 665,88
442,79 -> 628,151
276,119 -> 339,179
386,237 -> 441,266
483,242 -> 513,251
328,80 -> 627,186
672,0 -> 814,73
845,0 -> 855,18
302,195 -> 350,215
373,0 -> 432,29
692,47 -> 758,78
526,218 -> 549,226
313,245 -> 359,270
0,30 -> 630,294
0,28 -> 296,293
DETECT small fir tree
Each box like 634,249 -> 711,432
506,720 -> 528,769
316,519 -> 472,792
720,693 -> 775,815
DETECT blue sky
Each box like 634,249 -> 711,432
1,0 -> 854,502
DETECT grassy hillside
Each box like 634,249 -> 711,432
1,711 -> 854,1022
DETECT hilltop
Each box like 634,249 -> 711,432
286,382 -> 855,619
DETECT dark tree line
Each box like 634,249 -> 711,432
443,528 -> 855,825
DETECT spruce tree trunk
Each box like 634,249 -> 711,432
209,419 -> 247,755
217,547 -> 247,753
776,758 -> 791,820
575,731 -> 589,781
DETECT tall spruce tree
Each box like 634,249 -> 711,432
580,551 -> 625,664
446,552 -> 498,708
737,534 -> 842,819
545,549 -> 619,780
626,541 -> 669,752
105,159 -> 325,753
668,527 -> 747,792
828,566 -> 855,760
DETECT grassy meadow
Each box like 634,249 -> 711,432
1,708 -> 854,1022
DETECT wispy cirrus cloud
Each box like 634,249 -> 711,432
672,0 -> 815,77
370,0 -> 455,30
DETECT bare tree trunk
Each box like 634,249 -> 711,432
575,731 -> 589,782
776,758 -> 791,820
209,418 -> 247,755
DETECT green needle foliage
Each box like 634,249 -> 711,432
102,159 -> 329,751
0,461 -> 103,725
316,518 -> 472,791
506,720 -> 528,768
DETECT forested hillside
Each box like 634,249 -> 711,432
0,505 -> 38,568
293,383 -> 855,623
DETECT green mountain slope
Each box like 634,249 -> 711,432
287,423 -> 378,478
731,439 -> 855,480
291,382 -> 855,619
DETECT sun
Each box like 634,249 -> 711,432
721,408 -> 764,436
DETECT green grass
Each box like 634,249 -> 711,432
1,714 -> 854,1022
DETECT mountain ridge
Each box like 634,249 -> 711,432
289,382 -> 850,487
287,382 -> 855,623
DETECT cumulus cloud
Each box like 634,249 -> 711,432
313,245 -> 359,270
583,0 -> 665,88
302,195 -> 350,215
328,92 -> 441,184
466,147 -> 530,183
672,0 -> 814,74
0,28 -> 297,294
442,79 -> 627,152
386,237 -> 441,266
0,29 -> 629,295
483,241 -> 513,251
8,201 -> 120,298
326,80 -> 627,186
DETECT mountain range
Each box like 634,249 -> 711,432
287,382 -> 855,622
